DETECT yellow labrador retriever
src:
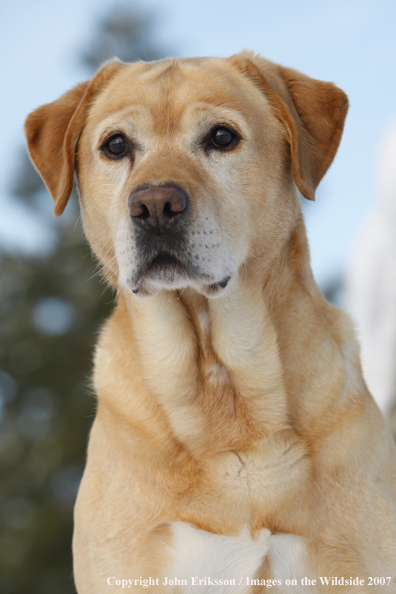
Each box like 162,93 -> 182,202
25,53 -> 396,593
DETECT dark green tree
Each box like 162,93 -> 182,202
0,6 -> 171,594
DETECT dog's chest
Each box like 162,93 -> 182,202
210,440 -> 306,505
177,437 -> 308,529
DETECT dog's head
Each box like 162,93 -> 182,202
25,53 -> 348,297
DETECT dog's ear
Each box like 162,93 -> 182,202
25,60 -> 124,216
231,52 -> 349,201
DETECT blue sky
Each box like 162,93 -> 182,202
1,0 -> 396,287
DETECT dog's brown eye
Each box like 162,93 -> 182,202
209,127 -> 238,150
104,134 -> 129,157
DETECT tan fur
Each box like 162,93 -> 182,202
25,53 -> 396,592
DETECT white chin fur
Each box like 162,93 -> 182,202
123,274 -> 234,299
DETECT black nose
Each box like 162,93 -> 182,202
129,185 -> 188,229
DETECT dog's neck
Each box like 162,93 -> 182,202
97,216 -> 365,457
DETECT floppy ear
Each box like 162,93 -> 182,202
25,60 -> 124,216
232,52 -> 349,201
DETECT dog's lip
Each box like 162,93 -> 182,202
130,266 -> 232,296
129,252 -> 232,295
146,252 -> 187,271
216,275 -> 231,289
131,251 -> 195,292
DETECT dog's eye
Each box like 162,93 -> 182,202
208,127 -> 238,151
103,134 -> 129,158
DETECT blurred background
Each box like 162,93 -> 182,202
0,0 -> 395,592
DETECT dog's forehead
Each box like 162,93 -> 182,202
88,57 -> 261,130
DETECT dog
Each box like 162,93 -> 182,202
25,52 -> 396,593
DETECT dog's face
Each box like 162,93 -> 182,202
25,54 -> 348,297
78,57 -> 294,297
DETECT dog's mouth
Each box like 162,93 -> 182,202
131,251 -> 194,294
130,251 -> 231,295
146,252 -> 188,273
